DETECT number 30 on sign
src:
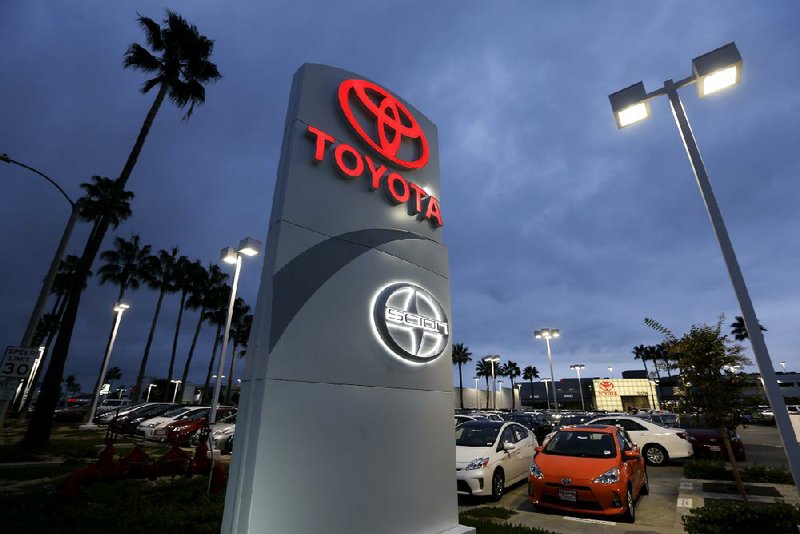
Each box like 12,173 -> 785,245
1,346 -> 40,379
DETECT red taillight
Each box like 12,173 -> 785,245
676,431 -> 688,440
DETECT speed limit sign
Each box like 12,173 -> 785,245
1,346 -> 40,379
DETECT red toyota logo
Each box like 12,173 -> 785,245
599,381 -> 615,392
338,79 -> 429,170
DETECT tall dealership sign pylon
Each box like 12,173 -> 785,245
223,64 -> 472,534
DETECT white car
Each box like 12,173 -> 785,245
456,420 -> 538,500
585,415 -> 693,466
137,406 -> 208,441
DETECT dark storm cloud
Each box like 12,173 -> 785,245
1,1 -> 799,391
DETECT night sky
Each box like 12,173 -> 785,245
2,2 -> 799,394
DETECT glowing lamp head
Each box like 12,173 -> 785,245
535,328 -> 560,340
238,237 -> 262,257
692,42 -> 742,97
113,302 -> 130,313
609,81 -> 651,128
220,247 -> 238,265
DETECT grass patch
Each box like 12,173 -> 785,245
684,460 -> 794,484
0,460 -> 89,482
0,476 -> 223,533
459,508 -> 557,534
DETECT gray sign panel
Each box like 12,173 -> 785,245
223,64 -> 471,534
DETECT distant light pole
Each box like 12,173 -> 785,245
496,381 -> 504,410
210,237 -> 261,424
609,42 -> 800,494
534,328 -> 560,412
648,380 -> 658,410
482,356 -> 501,410
146,383 -> 157,402
570,364 -> 586,411
515,383 -> 522,410
82,302 -> 130,428
170,380 -> 182,403
541,378 -> 552,411
608,366 -> 614,379
780,361 -> 787,372
473,377 -> 479,409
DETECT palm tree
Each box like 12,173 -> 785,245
201,284 -> 231,403
501,361 -> 521,410
178,264 -> 228,399
132,247 -> 179,399
167,257 -> 202,383
632,344 -> 651,377
225,299 -> 252,404
730,315 -> 766,341
451,343 -> 472,409
522,365 -> 540,407
475,360 -> 492,410
24,178 -> 133,448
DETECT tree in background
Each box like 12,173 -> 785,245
730,315 -> 766,341
134,247 -> 180,399
475,360 -> 492,410
224,299 -> 252,404
501,360 -> 521,410
647,316 -> 751,499
201,283 -> 231,404
24,11 -> 221,449
522,365 -> 539,408
64,375 -> 81,397
104,366 -> 122,394
166,257 -> 199,383
452,343 -> 472,409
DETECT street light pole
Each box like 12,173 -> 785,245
82,302 -> 129,428
535,329 -> 560,412
482,356 -> 501,410
609,42 -> 800,494
146,383 -> 156,402
170,380 -> 182,403
608,366 -> 613,379
541,378 -> 551,411
570,364 -> 586,412
210,238 -> 261,424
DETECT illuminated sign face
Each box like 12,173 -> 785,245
372,282 -> 449,364
338,79 -> 429,170
598,380 -> 618,396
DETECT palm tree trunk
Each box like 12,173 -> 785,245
225,341 -> 239,404
117,84 -> 168,189
178,310 -> 205,400
134,288 -> 166,401
457,362 -> 464,410
167,291 -> 187,382
24,216 -> 111,449
202,325 -> 222,404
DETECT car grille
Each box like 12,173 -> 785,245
545,482 -> 591,491
540,494 -> 603,511
457,480 -> 472,494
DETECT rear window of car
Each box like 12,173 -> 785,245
544,430 -> 617,458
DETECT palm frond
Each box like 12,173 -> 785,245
137,14 -> 164,51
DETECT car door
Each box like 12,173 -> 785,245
497,425 -> 522,479
512,424 -> 535,477
617,429 -> 642,491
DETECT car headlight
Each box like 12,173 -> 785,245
465,457 -> 490,470
529,460 -> 544,479
593,467 -> 620,485
730,434 -> 741,442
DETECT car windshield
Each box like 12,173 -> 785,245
544,430 -> 617,458
161,407 -> 191,418
455,425 -> 500,447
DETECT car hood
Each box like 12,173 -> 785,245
534,453 -> 619,479
456,445 -> 494,467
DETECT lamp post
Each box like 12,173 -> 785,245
607,366 -> 613,379
541,378 -> 552,411
534,328 -> 560,412
170,380 -> 182,403
81,302 -> 130,428
648,380 -> 658,410
570,364 -> 586,412
210,237 -> 261,424
146,383 -> 157,402
609,42 -> 800,494
482,356 -> 501,410
496,381 -> 503,410
473,377 -> 479,409
780,361 -> 787,372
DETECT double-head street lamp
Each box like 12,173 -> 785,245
82,302 -> 130,428
170,379 -> 182,403
534,328 -> 560,412
609,42 -> 800,494
210,237 -> 261,424
482,356 -> 501,409
780,361 -> 787,372
570,364 -> 586,412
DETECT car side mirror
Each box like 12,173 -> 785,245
502,442 -> 517,452
623,450 -> 640,459
535,446 -> 543,453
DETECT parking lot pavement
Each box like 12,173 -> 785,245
737,424 -> 789,467
459,462 -> 686,534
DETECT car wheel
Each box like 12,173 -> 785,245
640,469 -> 649,495
643,444 -> 668,466
491,469 -> 505,501
621,486 -> 635,523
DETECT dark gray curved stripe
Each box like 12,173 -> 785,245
269,228 -> 431,351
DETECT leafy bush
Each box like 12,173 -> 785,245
683,460 -> 794,484
683,500 -> 800,534
461,507 -> 518,520
458,508 -> 557,533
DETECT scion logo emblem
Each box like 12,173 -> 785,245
338,79 -> 429,170
561,478 -> 572,486
372,282 -> 448,364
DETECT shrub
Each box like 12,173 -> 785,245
683,500 -> 800,534
684,460 -> 731,480
683,460 -> 794,484
740,464 -> 794,484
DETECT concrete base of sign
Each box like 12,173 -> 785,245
225,378 -> 469,534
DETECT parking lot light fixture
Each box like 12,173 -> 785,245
170,379 -> 182,403
82,301 -> 130,429
541,378 -> 552,411
210,237 -> 261,424
608,366 -> 613,379
146,383 -> 157,402
609,41 -> 800,495
780,361 -> 787,372
609,81 -> 651,128
534,329 -> 560,413
570,364 -> 586,411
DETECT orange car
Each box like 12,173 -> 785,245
527,424 -> 648,523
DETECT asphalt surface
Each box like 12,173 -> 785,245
457,424 -> 791,533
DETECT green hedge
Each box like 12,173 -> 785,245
458,508 -> 557,534
683,500 -> 800,534
684,460 -> 794,484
